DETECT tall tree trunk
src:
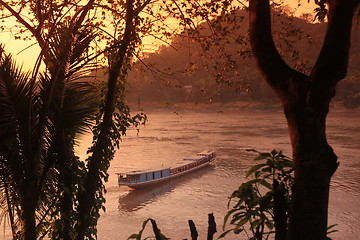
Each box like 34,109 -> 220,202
20,184 -> 37,240
283,96 -> 338,239
75,1 -> 136,238
273,180 -> 287,240
248,0 -> 358,239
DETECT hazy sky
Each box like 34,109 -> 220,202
0,0 -> 317,71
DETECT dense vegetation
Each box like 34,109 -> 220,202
125,9 -> 360,108
0,0 -> 358,239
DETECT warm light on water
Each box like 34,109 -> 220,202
1,110 -> 358,239
92,110 -> 359,239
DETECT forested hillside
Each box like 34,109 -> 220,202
125,8 -> 360,108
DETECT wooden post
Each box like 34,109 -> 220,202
188,220 -> 198,240
207,213 -> 217,240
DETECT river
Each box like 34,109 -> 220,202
1,110 -> 358,239
91,110 -> 359,239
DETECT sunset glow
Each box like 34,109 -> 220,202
0,0 -> 318,70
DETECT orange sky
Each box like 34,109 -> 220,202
0,0 -> 317,71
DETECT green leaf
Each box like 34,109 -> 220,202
271,149 -> 278,156
234,227 -> 244,234
254,153 -> 271,161
251,219 -> 261,229
259,192 -> 273,210
261,166 -> 272,173
259,180 -> 273,190
281,159 -> 293,168
327,224 -> 338,229
218,229 -> 235,238
265,220 -> 274,230
246,164 -> 267,177
246,149 -> 259,153
235,217 -> 248,228
327,224 -> 338,235
128,218 -> 152,240
223,208 -> 239,229
127,234 -> 140,240
230,212 -> 246,224
245,178 -> 263,185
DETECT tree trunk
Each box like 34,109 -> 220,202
273,180 -> 287,240
248,0 -> 358,239
20,184 -> 37,240
188,220 -> 198,240
283,97 -> 338,240
75,1 -> 136,238
207,213 -> 217,240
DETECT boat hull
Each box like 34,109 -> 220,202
117,151 -> 216,189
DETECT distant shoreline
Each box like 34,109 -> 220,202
128,101 -> 360,113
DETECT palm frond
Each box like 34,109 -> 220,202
0,46 -> 37,178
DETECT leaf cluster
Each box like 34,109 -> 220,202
128,218 -> 169,240
220,149 -> 294,240
0,0 -> 147,238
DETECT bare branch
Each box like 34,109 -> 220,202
0,0 -> 43,45
248,0 -> 307,97
71,0 -> 96,34
310,0 -> 358,84
93,3 -> 126,16
134,0 -> 153,16
249,0 -> 292,84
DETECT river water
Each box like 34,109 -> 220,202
91,110 -> 359,240
1,110 -> 358,239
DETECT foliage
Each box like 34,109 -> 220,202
220,149 -> 293,240
313,0 -> 328,22
0,40 -> 146,239
336,71 -> 360,108
0,40 -> 98,237
0,0 -> 148,238
0,0 -> 237,239
0,0 -> 356,239
127,149 -> 339,239
128,218 -> 169,240
221,148 -> 339,239
125,8 -> 359,106
129,213 -> 218,240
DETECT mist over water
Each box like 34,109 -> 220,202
92,110 -> 360,239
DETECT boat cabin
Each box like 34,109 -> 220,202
118,168 -> 171,184
117,150 -> 216,188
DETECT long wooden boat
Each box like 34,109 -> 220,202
117,150 -> 216,189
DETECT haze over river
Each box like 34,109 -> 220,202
83,110 -> 359,239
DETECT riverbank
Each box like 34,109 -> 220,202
129,101 -> 359,113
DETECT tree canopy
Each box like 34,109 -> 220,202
0,0 -> 359,239
123,7 -> 359,108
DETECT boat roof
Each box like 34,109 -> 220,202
198,150 -> 215,155
116,150 -> 215,175
116,166 -> 172,175
183,158 -> 200,161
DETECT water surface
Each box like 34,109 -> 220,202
93,110 -> 360,239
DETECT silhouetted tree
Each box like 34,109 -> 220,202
249,0 -> 359,239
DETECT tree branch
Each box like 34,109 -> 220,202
310,0 -> 358,84
134,0 -> 153,16
36,0 -> 43,31
248,0 -> 307,97
0,0 -> 43,46
76,0 -> 139,238
71,0 -> 96,35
